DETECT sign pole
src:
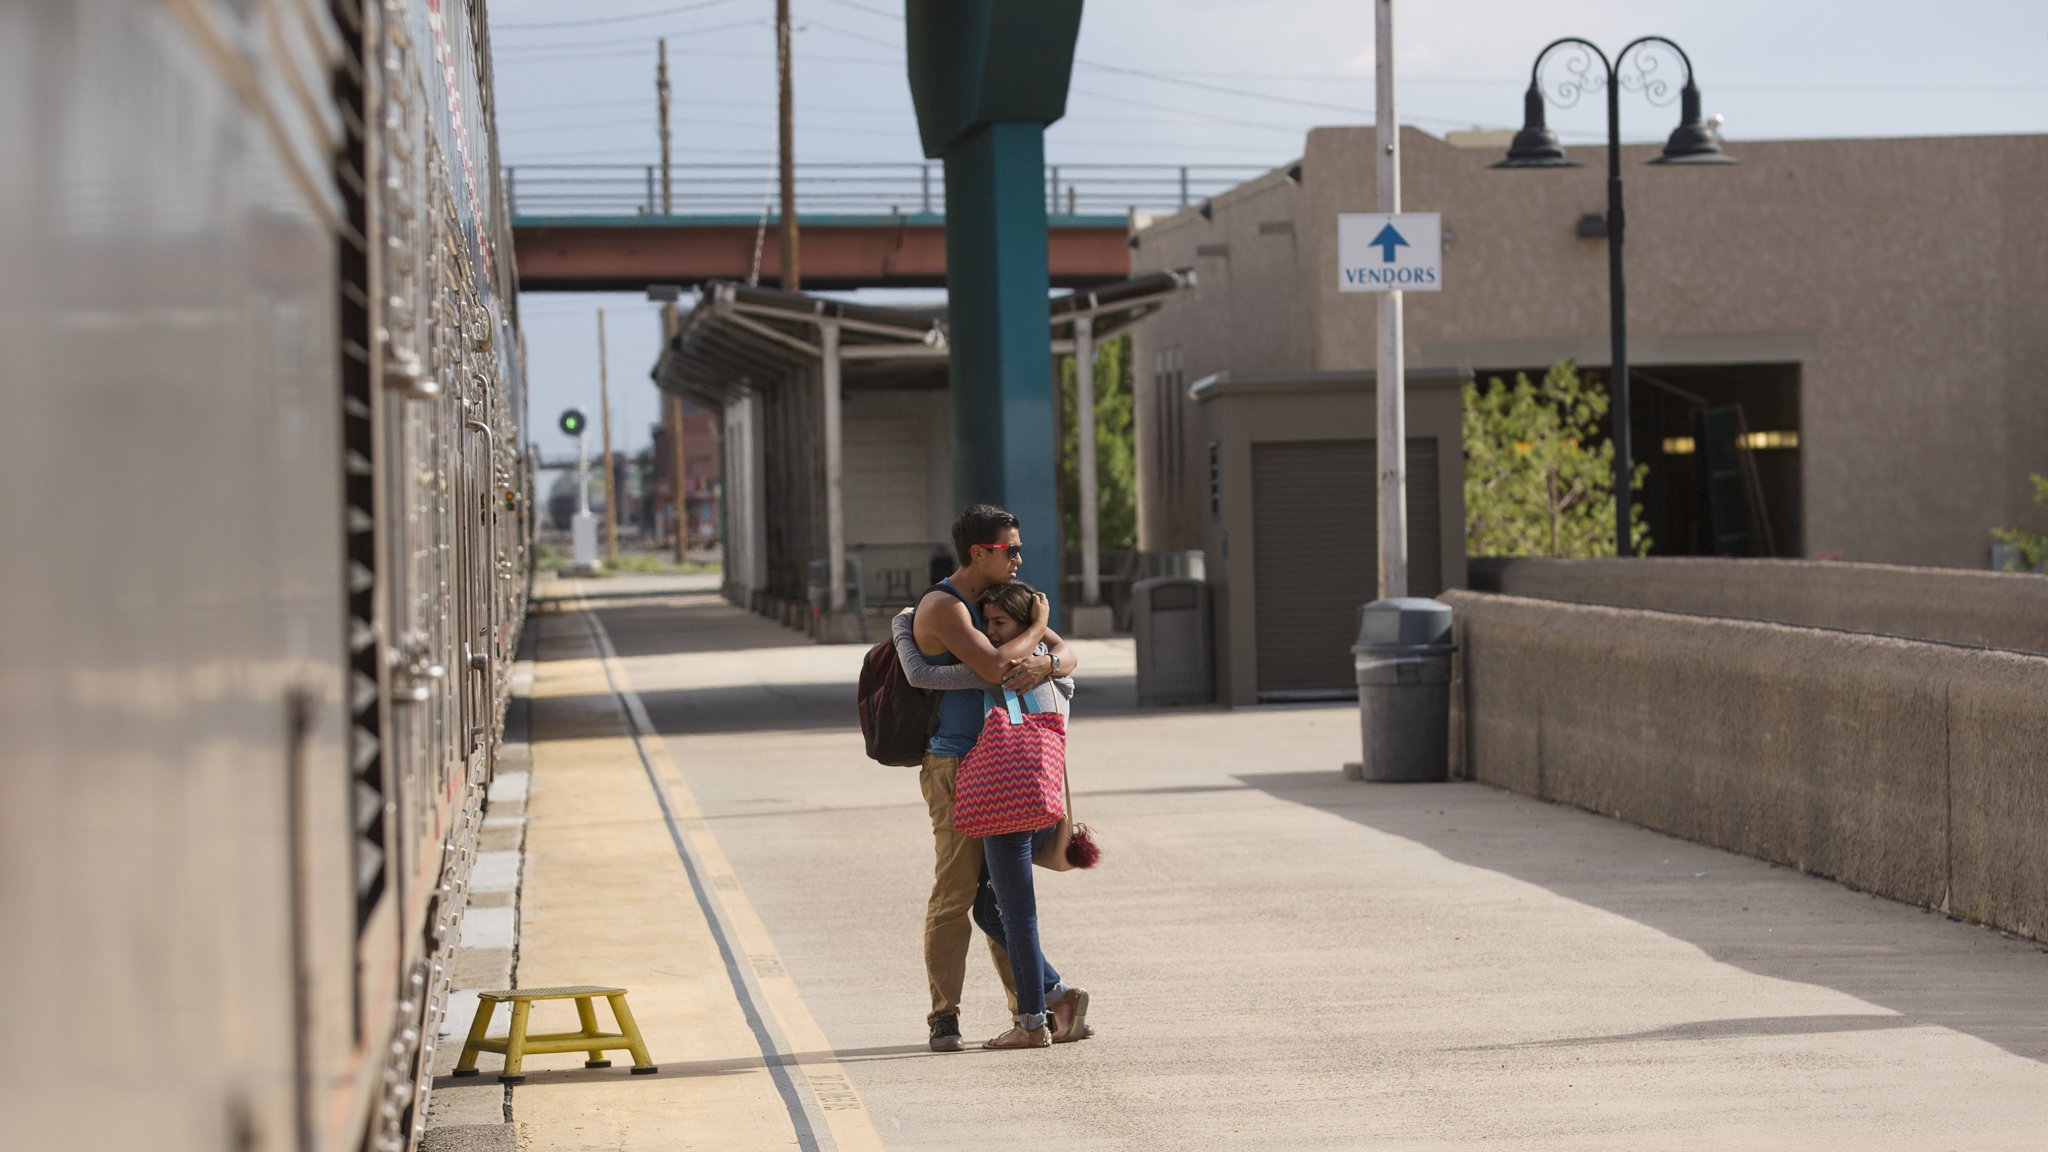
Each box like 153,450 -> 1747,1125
598,309 -> 618,563
572,421 -> 597,569
1375,0 -> 1407,600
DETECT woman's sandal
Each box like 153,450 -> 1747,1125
983,1024 -> 1051,1049
1049,987 -> 1093,1043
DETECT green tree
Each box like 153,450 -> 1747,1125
1058,334 -> 1137,552
1463,360 -> 1650,557
1992,473 -> 2048,571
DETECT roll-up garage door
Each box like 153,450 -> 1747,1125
1250,438 -> 1441,699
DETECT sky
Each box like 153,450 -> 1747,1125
494,0 -> 2048,463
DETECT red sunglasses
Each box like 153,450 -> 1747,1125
977,542 -> 1022,559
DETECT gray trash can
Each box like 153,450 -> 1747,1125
1132,575 -> 1214,706
1351,598 -> 1454,782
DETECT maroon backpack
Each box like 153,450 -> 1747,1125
856,583 -> 965,766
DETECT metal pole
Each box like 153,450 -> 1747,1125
776,0 -> 800,289
1074,313 -> 1101,606
821,319 -> 845,612
921,163 -> 932,214
665,307 -> 687,563
659,39 -> 686,564
658,39 -> 673,216
577,430 -> 590,515
1375,0 -> 1407,600
1605,67 -> 1633,557
598,309 -> 618,562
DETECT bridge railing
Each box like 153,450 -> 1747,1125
503,162 -> 1272,218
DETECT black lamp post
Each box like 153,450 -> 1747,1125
1495,37 -> 1734,556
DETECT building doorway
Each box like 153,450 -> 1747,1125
1628,363 -> 1804,558
1474,361 -> 1803,558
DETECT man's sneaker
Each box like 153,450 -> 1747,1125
928,1013 -> 966,1052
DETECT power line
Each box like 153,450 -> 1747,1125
1077,56 -> 1374,116
796,16 -> 1483,126
506,96 -> 915,122
493,45 -> 897,65
501,94 -> 1303,136
492,0 -> 748,33
807,0 -> 2048,100
488,17 -> 762,54
798,17 -> 900,53
500,97 -> 650,117
815,0 -> 896,19
504,117 -> 918,140
1065,86 -> 1326,134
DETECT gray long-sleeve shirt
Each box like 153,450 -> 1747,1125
891,608 -> 1073,718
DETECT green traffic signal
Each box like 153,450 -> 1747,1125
559,407 -> 588,436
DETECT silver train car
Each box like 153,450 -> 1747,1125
0,2 -> 528,1150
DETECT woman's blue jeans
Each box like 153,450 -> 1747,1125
974,823 -> 1065,1030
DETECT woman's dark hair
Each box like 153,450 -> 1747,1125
976,580 -> 1039,628
951,503 -> 1020,564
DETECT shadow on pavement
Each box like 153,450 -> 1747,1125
579,598 -> 820,659
635,681 -> 857,736
1453,1013 -> 1913,1051
1240,770 -> 2048,1066
528,681 -> 858,739
430,1043 -> 953,1089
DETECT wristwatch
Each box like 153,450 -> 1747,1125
1049,653 -> 1061,675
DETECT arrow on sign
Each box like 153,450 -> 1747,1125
1369,222 -> 1410,263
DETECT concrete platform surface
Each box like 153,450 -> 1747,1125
450,574 -> 2048,1151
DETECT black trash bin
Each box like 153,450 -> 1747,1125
1351,598 -> 1455,782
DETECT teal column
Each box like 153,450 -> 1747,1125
943,123 -> 1061,621
907,0 -> 1082,626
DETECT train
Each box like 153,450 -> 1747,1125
0,2 -> 528,1150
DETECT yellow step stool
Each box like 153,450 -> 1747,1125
452,985 -> 656,1083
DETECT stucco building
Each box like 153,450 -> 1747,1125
1130,126 -> 2048,572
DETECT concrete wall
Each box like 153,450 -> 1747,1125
1468,557 -> 2048,654
1134,127 -> 2048,568
1442,590 -> 2048,942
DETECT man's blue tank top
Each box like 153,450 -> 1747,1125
926,580 -> 987,758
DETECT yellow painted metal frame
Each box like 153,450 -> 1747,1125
452,986 -> 656,1083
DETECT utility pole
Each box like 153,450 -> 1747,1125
659,37 -> 688,562
1374,0 -> 1408,599
776,0 -> 800,290
597,309 -> 618,562
658,38 -> 673,217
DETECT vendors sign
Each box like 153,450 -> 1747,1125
1337,212 -> 1443,293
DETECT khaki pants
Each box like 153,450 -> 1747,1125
919,754 -> 1017,1026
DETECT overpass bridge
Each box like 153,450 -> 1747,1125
506,161 -> 1265,292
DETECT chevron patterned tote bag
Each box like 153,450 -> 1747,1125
952,688 -> 1067,837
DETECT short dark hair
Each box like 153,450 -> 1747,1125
951,503 -> 1019,565
976,580 -> 1039,628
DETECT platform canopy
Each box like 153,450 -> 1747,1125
654,270 -> 1195,407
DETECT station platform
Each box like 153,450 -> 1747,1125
425,573 -> 2048,1151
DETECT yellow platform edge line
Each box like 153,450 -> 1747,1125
569,589 -> 890,1152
